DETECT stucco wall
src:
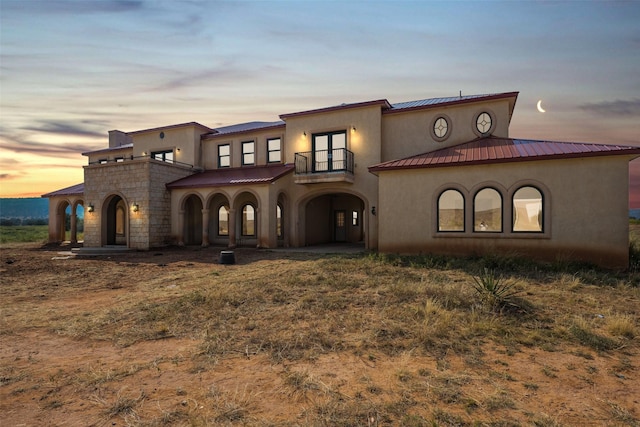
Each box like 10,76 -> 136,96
132,124 -> 209,168
283,104 -> 383,249
376,156 -> 632,268
381,98 -> 512,163
201,127 -> 286,170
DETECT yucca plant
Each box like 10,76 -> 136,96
470,268 -> 522,311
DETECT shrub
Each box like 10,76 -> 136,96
469,268 -> 522,312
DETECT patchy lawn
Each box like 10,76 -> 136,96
1,242 -> 638,426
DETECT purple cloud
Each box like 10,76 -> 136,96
579,99 -> 640,117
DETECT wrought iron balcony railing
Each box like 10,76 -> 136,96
294,148 -> 354,175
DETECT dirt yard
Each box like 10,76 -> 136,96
1,243 -> 638,426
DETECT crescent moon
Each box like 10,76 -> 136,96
537,100 -> 546,113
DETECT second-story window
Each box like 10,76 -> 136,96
151,150 -> 174,163
218,144 -> 230,168
242,141 -> 255,165
267,137 -> 281,163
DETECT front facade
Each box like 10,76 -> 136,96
43,92 -> 640,268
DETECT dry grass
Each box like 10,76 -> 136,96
1,242 -> 639,425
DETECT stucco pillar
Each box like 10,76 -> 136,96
201,208 -> 210,247
256,207 -> 265,248
177,209 -> 185,246
228,208 -> 237,248
57,211 -> 65,242
70,211 -> 78,244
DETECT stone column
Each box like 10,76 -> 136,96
228,208 -> 237,248
201,208 -> 210,247
177,209 -> 185,246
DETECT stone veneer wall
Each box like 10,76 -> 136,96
83,160 -> 196,249
147,161 -> 196,247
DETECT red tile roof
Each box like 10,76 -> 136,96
166,164 -> 294,189
41,183 -> 84,198
369,137 -> 640,173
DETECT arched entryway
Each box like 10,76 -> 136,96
207,193 -> 231,246
103,195 -> 127,246
183,194 -> 203,246
52,199 -> 84,244
234,191 -> 259,247
303,193 -> 365,246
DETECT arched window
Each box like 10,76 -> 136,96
242,204 -> 255,236
276,203 -> 283,239
218,205 -> 229,236
438,189 -> 464,231
513,186 -> 543,232
474,188 -> 502,232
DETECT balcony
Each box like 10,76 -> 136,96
294,149 -> 355,184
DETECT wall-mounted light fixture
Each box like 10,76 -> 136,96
87,203 -> 94,213
176,147 -> 181,152
351,126 -> 357,133
371,206 -> 376,216
132,203 -> 139,213
303,131 -> 307,137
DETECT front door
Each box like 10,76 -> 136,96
334,210 -> 346,242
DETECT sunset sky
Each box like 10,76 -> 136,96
1,1 -> 639,204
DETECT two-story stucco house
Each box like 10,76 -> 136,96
43,91 -> 640,268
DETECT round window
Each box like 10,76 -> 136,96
434,117 -> 448,138
475,112 -> 492,135
430,115 -> 452,142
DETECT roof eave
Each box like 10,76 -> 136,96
369,149 -> 640,174
127,121 -> 212,136
201,123 -> 286,140
280,99 -> 392,119
384,92 -> 520,116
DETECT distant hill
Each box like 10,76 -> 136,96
0,198 -> 50,219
